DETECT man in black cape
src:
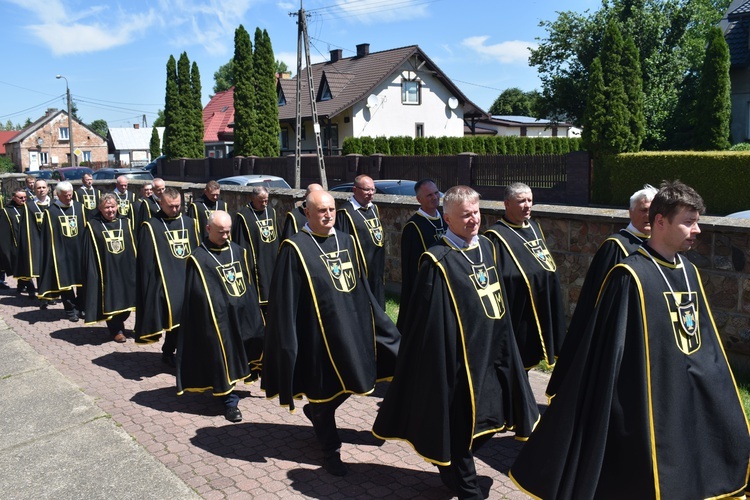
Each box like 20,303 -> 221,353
280,183 -> 323,241
233,185 -> 278,311
74,172 -> 100,218
16,179 -> 52,299
113,175 -> 137,232
373,186 -> 538,500
484,182 -> 565,369
0,188 -> 28,294
262,190 -> 400,477
136,177 -> 164,229
82,193 -> 136,343
546,184 -> 656,399
335,174 -> 386,309
135,187 -> 199,367
187,180 -> 227,241
38,182 -> 87,321
396,178 -> 444,331
510,181 -> 750,499
177,210 -> 264,423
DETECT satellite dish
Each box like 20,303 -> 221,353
448,97 -> 458,110
366,94 -> 379,109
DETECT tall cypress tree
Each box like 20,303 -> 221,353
191,61 -> 205,158
582,57 -> 607,153
621,34 -> 644,152
149,127 -> 161,158
693,26 -> 731,150
162,55 -> 180,160
175,52 -> 195,158
251,28 -> 281,157
233,25 -> 254,157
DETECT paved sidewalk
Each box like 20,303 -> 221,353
0,278 -> 547,499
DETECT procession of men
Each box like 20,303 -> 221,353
0,173 -> 747,500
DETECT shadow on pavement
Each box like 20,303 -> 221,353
50,326 -> 112,346
92,351 -> 174,380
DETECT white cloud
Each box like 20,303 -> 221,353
333,0 -> 429,24
461,36 -> 538,64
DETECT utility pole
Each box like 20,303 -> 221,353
56,75 -> 75,167
291,1 -> 327,189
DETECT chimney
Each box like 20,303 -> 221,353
330,49 -> 342,62
45,108 -> 58,117
133,123 -> 140,129
356,43 -> 370,58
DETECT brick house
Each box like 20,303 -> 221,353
4,108 -> 108,171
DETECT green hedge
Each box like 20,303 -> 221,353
340,135 -> 583,156
594,152 -> 750,215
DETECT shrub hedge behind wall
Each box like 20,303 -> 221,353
341,136 -> 583,157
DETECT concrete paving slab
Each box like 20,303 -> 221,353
0,417 -> 199,500
0,327 -> 50,377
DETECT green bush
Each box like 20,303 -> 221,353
438,136 -> 455,155
730,142 -> 750,151
594,151 -> 750,214
414,137 -> 428,155
389,136 -> 406,156
426,137 -> 440,155
484,136 -> 497,155
342,137 -> 361,155
0,156 -> 16,173
361,137 -> 376,156
374,136 -> 390,154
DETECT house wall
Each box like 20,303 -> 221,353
730,66 -> 750,143
350,65 -> 465,139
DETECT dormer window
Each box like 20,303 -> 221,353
320,80 -> 332,101
401,71 -> 421,105
278,88 -> 286,106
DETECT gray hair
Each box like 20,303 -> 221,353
629,184 -> 658,210
443,185 -> 480,212
250,186 -> 269,198
55,181 -> 73,195
504,182 -> 531,201
99,193 -> 118,207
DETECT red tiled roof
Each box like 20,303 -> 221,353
203,87 -> 235,143
0,130 -> 20,154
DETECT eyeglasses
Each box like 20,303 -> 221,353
355,186 -> 375,193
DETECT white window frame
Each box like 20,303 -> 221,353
401,80 -> 420,105
59,127 -> 69,140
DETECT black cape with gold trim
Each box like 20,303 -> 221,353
373,236 -> 539,465
485,218 -> 565,368
82,212 -> 137,323
335,201 -> 386,309
261,227 -> 400,411
280,205 -> 306,241
113,190 -> 137,233
547,228 -> 645,399
510,246 -> 750,499
233,205 -> 279,305
74,186 -> 101,218
177,240 -> 264,396
38,200 -> 87,297
0,202 -> 25,275
136,195 -> 159,231
15,199 -> 49,279
187,195 -> 228,241
397,210 -> 445,331
135,212 -> 199,343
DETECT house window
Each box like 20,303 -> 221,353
415,123 -> 424,138
401,80 -> 420,105
278,88 -> 286,106
280,128 -> 289,150
40,152 -> 49,165
552,127 -> 558,137
59,127 -> 69,140
323,124 -> 339,149
320,81 -> 332,101
520,126 -> 527,137
82,151 -> 91,162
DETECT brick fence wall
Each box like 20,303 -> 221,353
7,175 -> 750,369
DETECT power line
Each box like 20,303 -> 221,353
0,96 -> 64,120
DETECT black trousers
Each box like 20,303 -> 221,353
162,328 -> 178,355
105,311 -> 130,336
307,393 -> 350,457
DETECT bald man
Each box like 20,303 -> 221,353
263,190 -> 400,476
280,183 -> 324,241
177,210 -> 264,422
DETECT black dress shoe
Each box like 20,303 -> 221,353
77,309 -> 85,319
323,453 -> 348,476
161,353 -> 176,367
67,312 -> 79,322
225,406 -> 243,423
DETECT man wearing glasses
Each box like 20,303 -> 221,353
335,175 -> 385,309
0,188 -> 28,293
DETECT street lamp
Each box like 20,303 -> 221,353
55,75 -> 75,167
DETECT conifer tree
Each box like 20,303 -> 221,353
251,28 -> 281,157
693,26 -> 731,150
233,25 -> 254,157
191,61 -> 205,158
162,55 -> 180,159
149,127 -> 161,159
174,52 -> 196,158
621,34 -> 644,151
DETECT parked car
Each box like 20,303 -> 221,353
217,175 -> 291,189
330,179 -> 420,196
725,210 -> 750,218
92,168 -> 154,181
25,170 -> 55,180
52,167 -> 94,181
144,155 -> 165,174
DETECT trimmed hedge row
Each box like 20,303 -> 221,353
342,135 -> 583,156
594,152 -> 750,215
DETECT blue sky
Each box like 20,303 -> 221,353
0,0 -> 600,129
